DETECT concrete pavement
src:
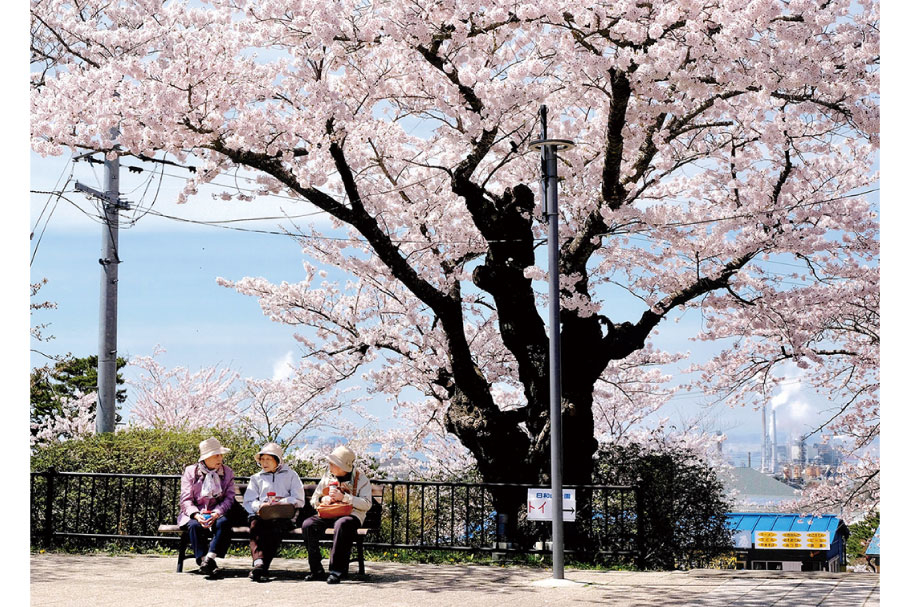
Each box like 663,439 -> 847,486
30,553 -> 880,606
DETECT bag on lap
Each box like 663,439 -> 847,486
316,502 -> 354,518
258,502 -> 297,520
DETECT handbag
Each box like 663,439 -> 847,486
316,502 -> 354,518
258,502 -> 297,520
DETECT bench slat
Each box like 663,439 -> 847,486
157,525 -> 366,535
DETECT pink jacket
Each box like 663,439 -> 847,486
177,463 -> 236,527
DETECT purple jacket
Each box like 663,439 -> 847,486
177,462 -> 236,527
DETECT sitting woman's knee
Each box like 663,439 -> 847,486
334,516 -> 358,531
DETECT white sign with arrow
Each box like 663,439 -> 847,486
527,488 -> 576,522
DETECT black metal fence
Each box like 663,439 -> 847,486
31,469 -> 641,564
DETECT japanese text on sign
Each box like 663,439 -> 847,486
753,530 -> 830,550
527,488 -> 576,522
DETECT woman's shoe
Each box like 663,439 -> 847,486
326,572 -> 341,584
199,557 -> 217,575
249,565 -> 267,582
304,570 -> 327,581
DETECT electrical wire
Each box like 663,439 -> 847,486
125,160 -> 165,226
145,159 -> 878,235
31,155 -> 74,237
57,154 -> 879,277
30,169 -> 75,267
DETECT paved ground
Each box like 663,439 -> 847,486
30,553 -> 880,607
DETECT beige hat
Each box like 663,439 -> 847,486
326,445 -> 356,473
198,437 -> 231,461
255,442 -> 284,465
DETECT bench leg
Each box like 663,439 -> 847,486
357,536 -> 365,575
177,531 -> 189,573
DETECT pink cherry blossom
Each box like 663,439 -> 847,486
32,1 -> 879,512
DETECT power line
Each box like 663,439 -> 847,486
30,168 -> 75,267
53,185 -> 880,269
108,153 -> 878,235
54,155 -> 880,261
31,155 -> 74,236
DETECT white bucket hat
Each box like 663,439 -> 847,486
255,442 -> 284,465
198,437 -> 231,461
326,445 -> 356,473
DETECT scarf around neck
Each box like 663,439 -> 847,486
199,462 -> 224,499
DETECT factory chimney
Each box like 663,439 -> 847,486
761,402 -> 768,473
771,408 -> 778,474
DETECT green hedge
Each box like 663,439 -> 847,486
30,427 -> 318,478
846,510 -> 880,562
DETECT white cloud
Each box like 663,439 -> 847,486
271,351 -> 296,381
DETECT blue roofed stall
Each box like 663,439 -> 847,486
727,512 -> 850,572
864,526 -> 880,572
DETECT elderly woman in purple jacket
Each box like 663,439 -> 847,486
178,437 -> 236,576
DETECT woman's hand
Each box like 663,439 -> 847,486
320,495 -> 332,505
328,486 -> 343,502
203,511 -> 220,528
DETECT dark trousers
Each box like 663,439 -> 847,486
302,514 -> 360,576
184,517 -> 232,563
248,517 -> 295,569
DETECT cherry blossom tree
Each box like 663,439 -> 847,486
233,364 -> 356,446
31,0 -> 879,516
126,348 -> 357,454
30,279 -> 57,357
127,348 -> 244,431
30,392 -> 96,447
692,265 -> 880,514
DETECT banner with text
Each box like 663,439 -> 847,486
754,531 -> 830,550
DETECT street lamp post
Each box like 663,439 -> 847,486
530,105 -> 574,580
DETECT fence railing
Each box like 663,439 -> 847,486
31,469 -> 641,563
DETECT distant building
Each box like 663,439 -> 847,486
727,512 -> 850,572
865,526 -> 880,572
719,466 -> 801,511
811,442 -> 842,467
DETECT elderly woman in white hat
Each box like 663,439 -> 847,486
242,442 -> 306,582
178,437 -> 236,576
301,445 -> 373,584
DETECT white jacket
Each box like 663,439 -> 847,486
243,464 -> 306,516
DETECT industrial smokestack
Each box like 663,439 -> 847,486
761,402 -> 768,473
771,408 -> 778,474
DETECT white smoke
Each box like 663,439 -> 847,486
271,351 -> 295,382
770,374 -> 813,434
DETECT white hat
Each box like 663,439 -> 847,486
326,445 -> 356,473
255,442 -> 284,465
198,437 -> 231,461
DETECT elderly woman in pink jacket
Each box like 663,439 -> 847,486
178,437 -> 236,576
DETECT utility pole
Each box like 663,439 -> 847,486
75,129 -> 129,434
531,106 -> 574,580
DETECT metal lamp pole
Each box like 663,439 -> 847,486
530,105 -> 574,580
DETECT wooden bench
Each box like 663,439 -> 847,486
157,483 -> 383,575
